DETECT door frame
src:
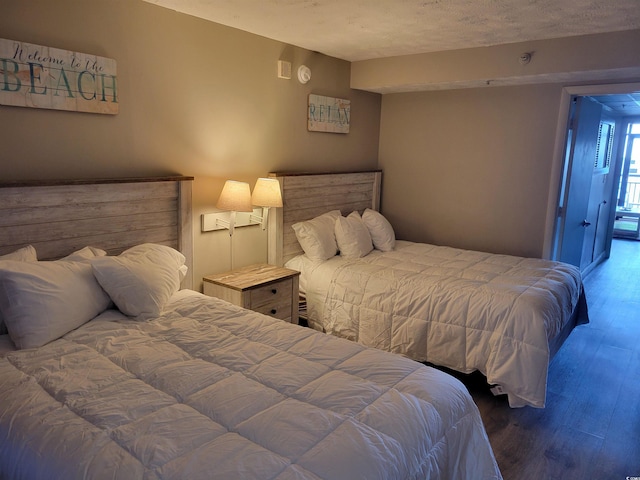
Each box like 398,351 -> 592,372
544,82 -> 640,260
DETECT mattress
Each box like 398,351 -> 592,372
287,240 -> 588,408
0,289 -> 501,480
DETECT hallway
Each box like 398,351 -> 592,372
467,239 -> 640,479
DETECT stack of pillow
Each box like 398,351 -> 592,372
0,243 -> 187,349
292,208 -> 396,262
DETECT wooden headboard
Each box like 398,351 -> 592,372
0,176 -> 194,289
267,171 -> 382,266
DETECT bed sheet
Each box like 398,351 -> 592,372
0,289 -> 501,480
286,254 -> 351,330
287,241 -> 587,408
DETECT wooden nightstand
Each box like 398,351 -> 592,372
203,264 -> 300,324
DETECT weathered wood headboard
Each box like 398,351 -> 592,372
267,171 -> 382,266
0,176 -> 194,289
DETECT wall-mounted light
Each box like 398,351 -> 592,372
201,178 -> 283,268
201,180 -> 251,270
201,179 -> 281,234
214,180 -> 253,236
251,178 -> 283,229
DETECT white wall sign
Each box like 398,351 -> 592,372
0,38 -> 118,115
308,94 -> 350,133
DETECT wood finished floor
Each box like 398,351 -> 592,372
458,239 -> 640,480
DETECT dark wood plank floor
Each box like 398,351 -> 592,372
461,239 -> 640,480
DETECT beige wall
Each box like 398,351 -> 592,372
364,30 -> 640,257
378,84 -> 564,258
375,30 -> 640,259
0,0 -> 381,288
352,29 -> 640,93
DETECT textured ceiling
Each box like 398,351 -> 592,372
143,0 -> 640,113
592,93 -> 640,116
143,0 -> 640,62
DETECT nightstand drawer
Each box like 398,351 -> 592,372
252,297 -> 292,321
250,278 -> 293,307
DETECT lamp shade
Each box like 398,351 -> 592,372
251,178 -> 283,207
216,180 -> 253,212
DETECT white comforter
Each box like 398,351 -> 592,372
289,241 -> 587,408
0,290 -> 501,480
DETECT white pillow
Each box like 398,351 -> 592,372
362,208 -> 396,252
91,243 -> 186,318
60,246 -> 107,262
335,211 -> 374,259
0,245 -> 38,335
292,210 -> 342,261
0,260 -> 111,349
0,245 -> 37,262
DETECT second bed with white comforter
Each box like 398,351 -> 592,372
288,241 -> 588,408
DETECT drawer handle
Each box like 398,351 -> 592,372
271,288 -> 277,294
270,309 -> 277,315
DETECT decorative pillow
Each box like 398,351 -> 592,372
292,210 -> 342,261
362,208 -> 396,252
0,245 -> 38,335
0,260 -> 111,349
335,211 -> 374,259
91,243 -> 186,318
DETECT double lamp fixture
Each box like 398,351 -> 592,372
202,177 -> 283,236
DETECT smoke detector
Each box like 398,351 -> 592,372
297,65 -> 311,84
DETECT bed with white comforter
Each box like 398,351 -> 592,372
0,245 -> 502,480
288,240 -> 588,409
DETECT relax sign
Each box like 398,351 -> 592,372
308,94 -> 350,134
0,38 -> 118,115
